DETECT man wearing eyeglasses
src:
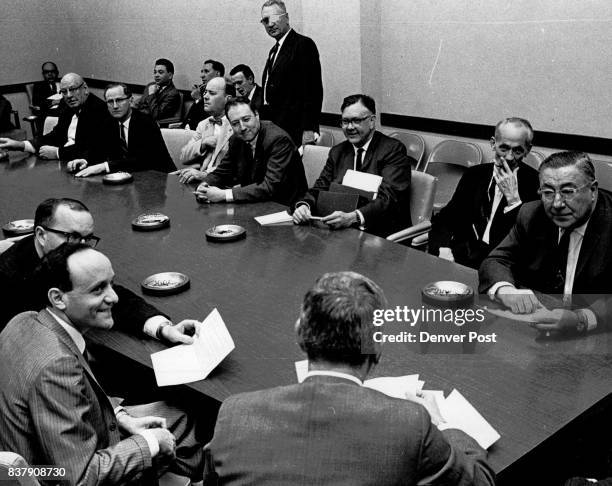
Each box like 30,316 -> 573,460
292,94 -> 413,237
479,151 -> 612,334
259,0 -> 323,147
31,61 -> 65,119
429,118 -> 540,269
0,72 -> 111,162
68,83 -> 176,177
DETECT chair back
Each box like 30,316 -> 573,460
524,150 -> 545,170
315,129 -> 335,147
388,131 -> 426,170
0,451 -> 41,485
43,116 -> 58,136
591,159 -> 612,192
161,128 -> 197,165
410,171 -> 437,224
302,145 -> 330,187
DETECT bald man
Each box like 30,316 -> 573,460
0,73 -> 112,162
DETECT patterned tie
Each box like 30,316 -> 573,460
119,122 -> 128,156
552,229 -> 571,294
356,148 -> 364,171
210,117 -> 223,126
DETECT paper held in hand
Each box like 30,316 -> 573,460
342,169 -> 382,195
151,308 -> 235,386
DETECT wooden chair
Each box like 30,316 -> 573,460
388,131 -> 426,171
161,128 -> 196,166
302,145 -> 330,187
315,129 -> 335,147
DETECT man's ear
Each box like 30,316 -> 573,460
48,287 -> 66,310
34,226 -> 47,249
490,136 -> 496,149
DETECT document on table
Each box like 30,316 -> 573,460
342,169 -> 382,194
254,210 -> 293,225
151,308 -> 235,386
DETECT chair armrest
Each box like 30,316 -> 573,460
157,117 -> 182,128
386,220 -> 431,243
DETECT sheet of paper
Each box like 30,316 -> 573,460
47,93 -> 62,101
482,305 -> 554,323
342,169 -> 382,193
295,359 -> 309,383
439,389 -> 500,449
254,210 -> 293,225
151,308 -> 235,386
364,375 -> 421,399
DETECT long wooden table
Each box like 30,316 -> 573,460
2,156 -> 611,484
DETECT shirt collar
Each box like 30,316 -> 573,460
352,135 -> 373,155
560,218 -> 589,239
276,28 -> 292,49
47,308 -> 86,354
121,115 -> 131,129
304,370 -> 363,386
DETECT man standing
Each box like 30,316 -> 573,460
0,73 -> 111,162
293,94 -> 413,237
479,151 -> 612,334
69,83 -> 176,176
208,271 -> 495,485
0,243 -> 205,484
260,0 -> 323,146
136,58 -> 181,122
429,118 -> 540,268
182,59 -> 226,130
194,97 -> 307,205
174,77 -> 235,184
230,64 -> 263,113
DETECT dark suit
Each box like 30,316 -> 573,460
103,109 -> 176,173
248,85 -> 264,114
262,29 -> 323,145
0,95 -> 14,132
32,80 -> 58,111
209,375 -> 495,485
300,131 -> 413,237
479,190 -> 612,326
204,120 -> 307,205
182,99 -> 205,130
31,93 -> 111,162
429,162 -> 540,268
136,82 -> 181,121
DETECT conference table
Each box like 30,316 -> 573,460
1,155 -> 611,484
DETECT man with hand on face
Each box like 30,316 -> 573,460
68,83 -> 175,177
0,73 -> 111,162
0,243 -> 206,485
428,117 -> 540,269
136,58 -> 181,122
230,64 -> 263,113
194,97 -> 307,205
293,94 -> 413,237
173,77 -> 235,184
182,59 -> 225,130
480,151 -> 612,335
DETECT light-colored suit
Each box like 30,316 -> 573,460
180,115 -> 232,173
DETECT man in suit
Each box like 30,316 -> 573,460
136,58 -> 181,122
31,61 -> 65,118
293,94 -> 413,237
182,59 -> 226,130
0,243 -> 206,484
429,117 -> 540,269
174,77 -> 235,184
479,151 -> 612,334
194,97 -> 307,205
0,73 -> 111,162
68,83 -> 176,176
207,271 -> 495,485
230,64 -> 263,113
260,0 -> 323,146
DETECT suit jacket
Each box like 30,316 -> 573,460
479,190 -> 612,326
300,131 -> 413,237
180,115 -> 232,171
0,235 -> 163,331
249,85 -> 264,114
31,80 -> 66,117
104,109 -> 176,173
204,120 -> 307,205
429,162 -> 540,269
0,309 -> 152,485
209,375 -> 495,485
0,95 -> 14,132
261,29 -> 323,145
136,81 -> 181,121
182,99 -> 206,130
31,93 -> 111,162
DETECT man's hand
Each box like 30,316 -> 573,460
292,204 -> 312,224
493,159 -> 520,206
75,163 -> 107,178
496,286 -> 542,314
322,211 -> 358,230
149,428 -> 176,461
191,84 -> 202,101
160,319 -> 198,345
172,168 -> 206,184
302,130 -> 317,145
118,413 -> 167,436
39,145 -> 59,160
195,184 -> 226,203
67,159 -> 88,173
0,138 -> 25,151
438,247 -> 455,262
530,308 -> 580,333
405,390 -> 445,427
148,84 -> 159,95
200,135 -> 217,151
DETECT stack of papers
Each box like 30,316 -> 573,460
342,169 -> 382,195
151,308 -> 235,386
254,211 -> 294,226
294,359 -> 500,449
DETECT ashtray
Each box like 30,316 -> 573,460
422,281 -> 474,307
132,212 -> 170,231
205,224 -> 246,242
141,272 -> 190,296
103,172 -> 133,185
2,219 -> 35,237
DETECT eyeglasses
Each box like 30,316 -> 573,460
41,226 -> 100,248
495,143 -> 527,157
105,97 -> 130,106
59,82 -> 84,96
538,182 -> 592,202
260,12 -> 287,25
340,115 -> 373,128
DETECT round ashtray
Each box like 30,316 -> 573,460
422,281 -> 474,307
205,224 -> 246,242
141,272 -> 190,296
103,172 -> 133,185
132,212 -> 170,231
2,219 -> 35,237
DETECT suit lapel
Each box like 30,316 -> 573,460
574,197 -> 605,283
360,131 -> 380,171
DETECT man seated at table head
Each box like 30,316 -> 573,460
135,58 -> 181,122
229,64 -> 263,113
182,59 -> 226,130
67,82 -> 176,177
174,77 -> 236,184
31,61 -> 65,117
429,117 -> 540,269
479,151 -> 612,334
193,97 -> 307,205
0,72 -> 111,162
0,242 -> 206,485
207,271 -> 495,485
292,94 -> 413,237
0,197 -> 196,343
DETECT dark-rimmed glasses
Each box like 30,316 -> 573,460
41,226 -> 100,248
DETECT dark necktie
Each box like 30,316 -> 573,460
552,229 -> 571,294
356,148 -> 364,171
50,82 -> 56,94
268,42 -> 280,68
119,123 -> 128,156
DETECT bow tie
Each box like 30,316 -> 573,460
210,118 -> 223,126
